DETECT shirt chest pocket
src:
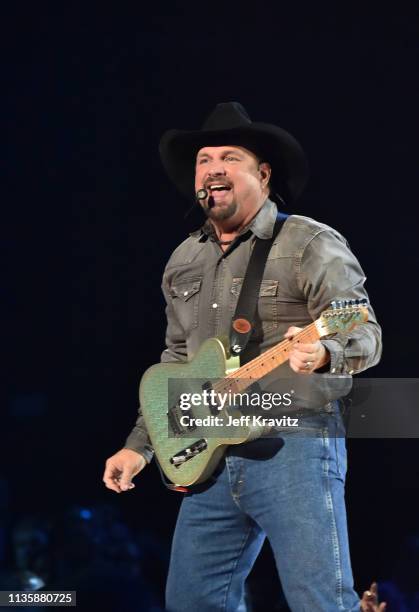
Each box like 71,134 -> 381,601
230,278 -> 279,333
169,278 -> 202,331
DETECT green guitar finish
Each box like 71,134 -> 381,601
139,337 -> 262,486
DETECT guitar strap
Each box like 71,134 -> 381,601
229,211 -> 289,358
161,210 -> 289,495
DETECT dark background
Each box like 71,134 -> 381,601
2,4 -> 419,610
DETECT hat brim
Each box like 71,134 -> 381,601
159,123 -> 309,203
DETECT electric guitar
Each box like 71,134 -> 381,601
139,299 -> 368,488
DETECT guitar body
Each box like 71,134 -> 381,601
140,337 -> 264,486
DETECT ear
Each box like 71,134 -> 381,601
258,162 -> 271,186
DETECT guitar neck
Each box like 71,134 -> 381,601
215,322 -> 320,395
212,300 -> 369,395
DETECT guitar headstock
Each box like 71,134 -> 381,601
315,299 -> 369,337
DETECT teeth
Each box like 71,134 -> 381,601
209,185 -> 229,191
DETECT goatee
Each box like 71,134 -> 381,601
204,201 -> 238,221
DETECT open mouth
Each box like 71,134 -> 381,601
207,184 -> 232,193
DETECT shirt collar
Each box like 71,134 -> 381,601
189,197 -> 279,241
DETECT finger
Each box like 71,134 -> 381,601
116,477 -> 135,491
119,467 -> 135,491
289,357 -> 313,375
362,585 -> 379,605
103,463 -> 115,479
103,464 -> 122,491
289,350 -> 316,363
292,343 -> 319,354
103,476 -> 122,493
289,355 -> 305,374
367,582 -> 379,603
290,351 -> 316,367
370,582 -> 378,595
360,595 -> 375,612
289,360 -> 299,374
120,483 -> 135,491
284,326 -> 303,338
293,357 -> 309,371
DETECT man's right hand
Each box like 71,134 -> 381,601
103,448 -> 147,493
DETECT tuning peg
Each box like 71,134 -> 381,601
330,300 -> 337,309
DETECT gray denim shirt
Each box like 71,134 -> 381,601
124,198 -> 382,462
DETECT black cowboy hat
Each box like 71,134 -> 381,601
159,102 -> 309,204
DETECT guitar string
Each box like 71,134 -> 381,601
170,311 -> 360,428
216,310 -> 363,394
213,323 -> 319,395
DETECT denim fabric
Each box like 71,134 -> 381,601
166,406 -> 361,612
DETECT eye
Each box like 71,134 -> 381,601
198,158 -> 208,165
225,155 -> 238,161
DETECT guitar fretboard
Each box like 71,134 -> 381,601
213,322 -> 320,396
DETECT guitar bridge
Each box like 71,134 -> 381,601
170,439 -> 208,467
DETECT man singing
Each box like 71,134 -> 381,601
103,102 -> 385,611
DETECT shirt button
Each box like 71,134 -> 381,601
349,369 -> 354,375
212,303 -> 218,309
331,368 -> 336,374
183,291 -> 189,296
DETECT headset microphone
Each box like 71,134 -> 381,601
195,188 -> 215,209
196,189 -> 208,201
184,189 -> 211,219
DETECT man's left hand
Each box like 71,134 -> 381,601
285,326 -> 330,374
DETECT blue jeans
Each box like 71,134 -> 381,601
165,407 -> 361,611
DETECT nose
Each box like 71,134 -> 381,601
206,161 -> 227,177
